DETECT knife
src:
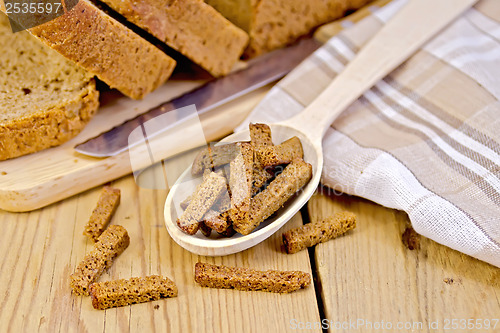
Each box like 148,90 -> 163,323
74,0 -> 390,157
75,37 -> 321,157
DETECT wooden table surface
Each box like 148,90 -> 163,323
0,145 -> 499,333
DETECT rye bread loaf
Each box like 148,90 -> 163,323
23,0 -> 176,99
205,0 -> 372,57
0,12 -> 99,161
98,0 -> 249,77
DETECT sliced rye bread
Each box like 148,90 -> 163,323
204,0 -> 372,57
98,0 -> 249,77
22,0 -> 176,99
0,12 -> 99,161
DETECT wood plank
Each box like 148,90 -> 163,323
0,149 -> 321,332
306,189 -> 500,332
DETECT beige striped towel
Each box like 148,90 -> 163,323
236,0 -> 500,267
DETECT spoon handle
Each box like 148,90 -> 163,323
282,0 -> 476,142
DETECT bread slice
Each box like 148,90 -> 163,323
24,0 -> 176,99
98,0 -> 249,77
0,12 -> 99,161
205,0 -> 372,57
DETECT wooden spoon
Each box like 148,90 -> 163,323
164,0 -> 476,256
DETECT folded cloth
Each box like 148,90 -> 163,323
236,0 -> 500,267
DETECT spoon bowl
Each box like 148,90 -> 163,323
164,124 -> 323,256
164,0 -> 476,255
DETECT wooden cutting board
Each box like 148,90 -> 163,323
0,1 -> 388,212
0,79 -> 273,212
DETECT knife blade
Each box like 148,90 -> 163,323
75,37 -> 321,157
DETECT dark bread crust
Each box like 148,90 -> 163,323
203,210 -> 231,234
199,222 -> 213,237
247,0 -> 372,57
218,224 -> 236,237
0,82 -> 99,161
194,262 -> 311,293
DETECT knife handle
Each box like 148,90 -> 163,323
314,0 -> 394,43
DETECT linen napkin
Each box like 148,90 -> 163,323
236,0 -> 500,267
